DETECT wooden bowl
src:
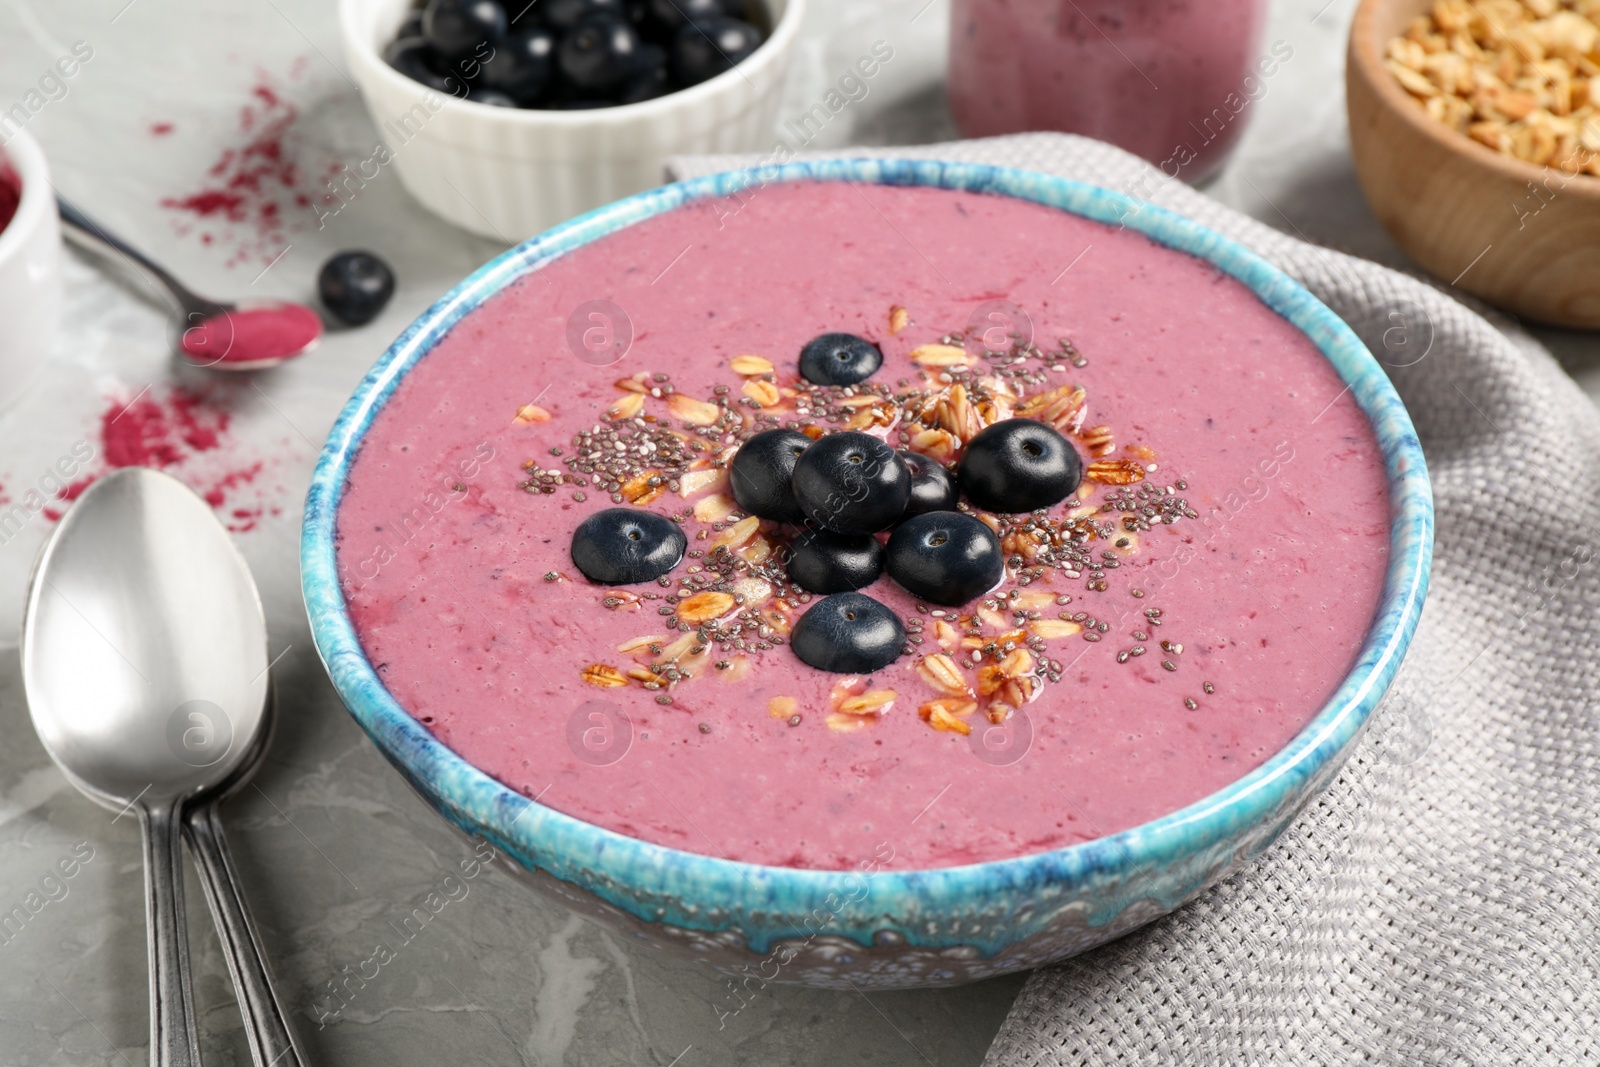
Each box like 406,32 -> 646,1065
1348,0 -> 1600,327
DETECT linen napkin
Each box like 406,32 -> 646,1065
668,133 -> 1600,1065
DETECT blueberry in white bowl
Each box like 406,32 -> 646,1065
558,15 -> 646,94
422,0 -> 507,59
671,16 -> 763,86
380,0 -> 771,113
542,0 -> 629,32
383,35 -> 456,93
477,27 -> 556,102
468,87 -> 519,106
617,43 -> 670,102
638,0 -> 729,33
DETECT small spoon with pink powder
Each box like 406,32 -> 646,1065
59,198 -> 321,370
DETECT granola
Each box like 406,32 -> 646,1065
532,311 -> 1200,732
1387,0 -> 1600,173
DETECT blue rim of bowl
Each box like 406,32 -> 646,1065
302,158 -> 1433,953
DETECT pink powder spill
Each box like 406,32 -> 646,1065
158,65 -> 325,266
180,304 -> 322,367
40,387 -> 280,532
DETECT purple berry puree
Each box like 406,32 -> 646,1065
336,182 -> 1389,870
0,161 -> 19,235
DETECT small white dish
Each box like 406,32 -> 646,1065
338,0 -> 805,240
0,129 -> 60,411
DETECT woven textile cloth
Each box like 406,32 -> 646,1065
669,133 -> 1600,1065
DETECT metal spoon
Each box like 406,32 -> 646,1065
57,197 -> 322,371
21,467 -> 269,1067
185,687 -> 309,1067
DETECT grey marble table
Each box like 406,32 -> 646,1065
1,2 -> 1595,1065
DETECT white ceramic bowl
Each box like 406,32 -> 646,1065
339,0 -> 804,240
0,129 -> 60,411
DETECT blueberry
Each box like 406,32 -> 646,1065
559,15 -> 645,94
791,432 -> 910,536
786,530 -> 884,594
468,86 -> 519,105
790,592 -> 905,674
318,251 -> 396,327
571,508 -> 686,584
958,418 -> 1082,514
541,0 -> 627,32
729,429 -> 812,523
626,0 -> 656,39
798,332 -> 882,386
901,451 -> 958,520
617,43 -> 669,102
422,0 -> 507,59
645,0 -> 728,31
886,511 -> 1004,606
478,27 -> 555,101
384,36 -> 456,93
671,17 -> 763,87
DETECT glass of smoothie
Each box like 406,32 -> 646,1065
948,0 -> 1276,183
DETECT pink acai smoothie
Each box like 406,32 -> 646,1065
948,0 -> 1276,183
0,161 -> 20,235
337,182 -> 1389,870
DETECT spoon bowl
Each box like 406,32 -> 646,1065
23,467 -> 270,801
174,298 -> 324,372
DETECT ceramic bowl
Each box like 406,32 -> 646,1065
338,0 -> 804,240
1348,0 -> 1600,327
302,158 -> 1433,989
0,128 -> 60,411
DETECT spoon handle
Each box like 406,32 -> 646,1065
184,800 -> 309,1067
140,800 -> 202,1067
56,197 -> 226,320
